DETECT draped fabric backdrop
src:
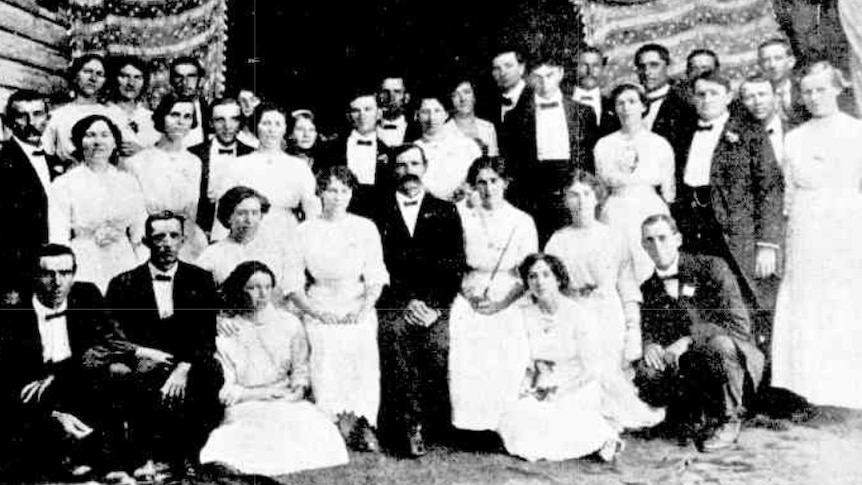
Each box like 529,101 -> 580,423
838,0 -> 862,116
67,0 -> 228,102
578,0 -> 783,87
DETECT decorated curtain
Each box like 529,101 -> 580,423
578,0 -> 783,86
838,0 -> 862,116
66,0 -> 228,101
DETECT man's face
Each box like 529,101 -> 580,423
687,53 -> 717,80
210,103 -> 241,145
741,81 -> 778,122
693,79 -> 731,121
800,69 -> 841,118
35,254 -> 75,309
492,52 -> 525,91
8,99 -> 48,145
379,78 -> 408,116
348,95 -> 379,135
117,64 -> 146,102
641,220 -> 682,270
170,63 -> 201,97
394,147 -> 427,189
146,219 -> 184,269
635,50 -> 670,92
758,44 -> 796,84
576,51 -> 604,90
417,98 -> 448,137
532,64 -> 564,99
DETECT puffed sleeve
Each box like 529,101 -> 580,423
360,217 -> 389,288
48,176 -> 72,245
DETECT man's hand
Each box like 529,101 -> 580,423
160,363 -> 190,405
406,300 -> 439,327
217,318 -> 243,337
21,375 -> 55,404
643,344 -> 666,371
136,346 -> 174,366
663,337 -> 691,368
755,246 -> 778,278
51,411 -> 93,440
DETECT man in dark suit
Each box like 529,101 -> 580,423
188,97 -> 255,237
105,211 -> 222,479
569,46 -> 617,135
634,43 -> 695,152
375,144 -> 466,457
377,75 -> 418,146
322,90 -> 394,217
670,71 -> 784,349
0,90 -> 67,291
637,215 -> 764,452
170,56 -> 210,148
502,55 -> 597,244
489,49 -> 531,128
0,244 -> 133,482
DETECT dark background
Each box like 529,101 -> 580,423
224,0 -> 582,133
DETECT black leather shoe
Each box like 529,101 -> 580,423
350,417 -> 380,453
698,418 -> 740,452
406,424 -> 427,457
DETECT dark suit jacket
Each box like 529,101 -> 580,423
0,139 -> 66,286
105,262 -> 218,368
374,193 -> 466,314
575,95 -> 619,137
672,113 -> 784,302
487,82 -> 533,131
188,139 -> 255,234
320,134 -> 395,217
650,83 -> 696,155
0,282 -> 130,414
640,253 -> 764,389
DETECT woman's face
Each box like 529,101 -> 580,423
565,181 -> 598,221
243,271 -> 273,311
291,117 -> 317,150
257,110 -> 287,149
116,64 -> 145,102
320,177 -> 353,215
75,59 -> 106,99
451,82 -> 476,116
800,69 -> 841,118
81,120 -> 117,163
526,260 -> 561,302
615,89 -> 646,126
163,102 -> 195,140
229,197 -> 263,242
474,167 -> 506,208
418,98 -> 448,137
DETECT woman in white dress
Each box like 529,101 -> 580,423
49,115 -> 147,292
104,57 -> 160,160
445,79 -> 499,157
196,186 -> 299,296
498,253 -> 622,462
545,171 -> 664,430
199,261 -> 349,475
213,102 -> 320,244
42,54 -> 112,164
123,93 -> 208,260
772,62 -> 862,409
595,83 -> 675,282
449,157 -> 537,432
290,166 -> 389,451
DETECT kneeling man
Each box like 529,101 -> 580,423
636,214 -> 764,452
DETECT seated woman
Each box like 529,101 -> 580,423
544,171 -> 664,431
498,253 -> 622,462
196,186 -> 299,295
449,157 -> 537,433
199,261 -> 349,475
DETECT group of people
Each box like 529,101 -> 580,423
0,35 -> 861,484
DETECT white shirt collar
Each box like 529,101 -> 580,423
646,84 -> 670,100
698,111 -> 730,130
764,114 -> 782,134
148,262 -> 179,280
13,136 -> 43,155
655,255 -> 680,278
379,115 -> 406,127
503,79 -> 526,101
573,86 -> 601,100
535,91 -> 564,104
396,189 -> 425,206
349,130 -> 377,143
212,138 -> 237,150
32,294 -> 67,318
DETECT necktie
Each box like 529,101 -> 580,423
538,102 -> 560,109
500,96 -> 514,107
153,274 -> 172,282
45,311 -> 66,321
356,140 -> 373,147
218,148 -> 235,155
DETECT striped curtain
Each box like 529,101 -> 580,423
838,0 -> 862,116
67,0 -> 228,101
580,0 -> 783,86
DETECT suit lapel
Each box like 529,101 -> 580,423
134,264 -> 159,316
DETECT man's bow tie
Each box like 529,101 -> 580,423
31,150 -> 46,157
695,123 -> 715,132
45,311 -> 66,321
217,148 -> 235,155
153,274 -> 172,282
538,101 -> 560,110
500,96 -> 514,107
381,123 -> 398,130
659,274 -> 678,281
356,139 -> 374,147
401,200 -> 419,207
577,94 -> 597,103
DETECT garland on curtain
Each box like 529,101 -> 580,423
577,0 -> 783,87
66,0 -> 228,101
